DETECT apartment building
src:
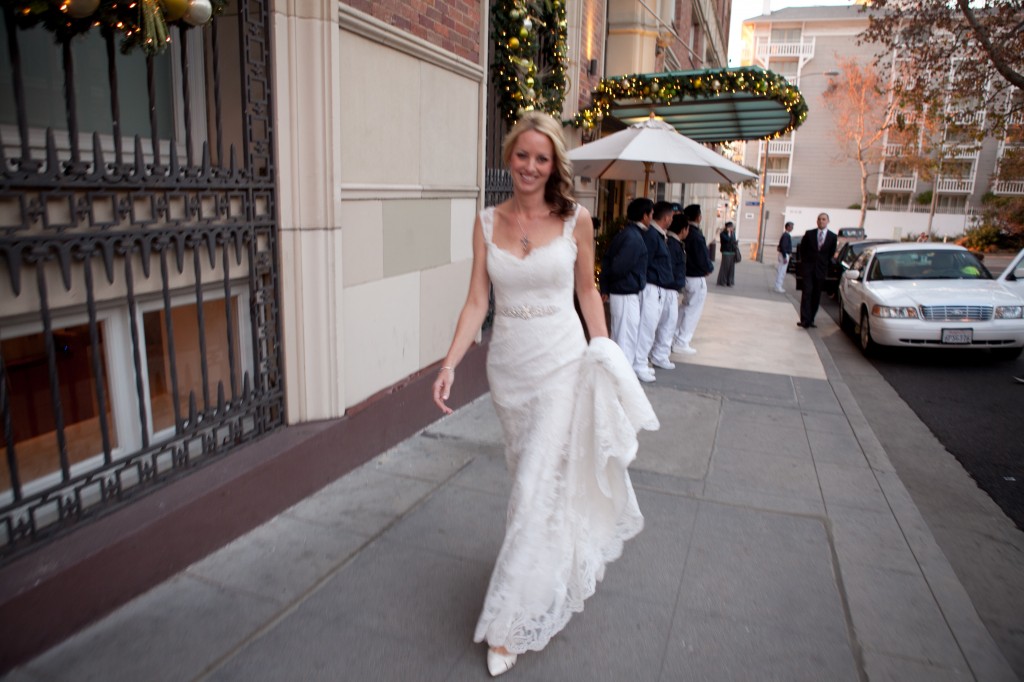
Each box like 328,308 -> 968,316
737,5 -> 1021,250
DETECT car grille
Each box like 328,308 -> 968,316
919,305 -> 992,321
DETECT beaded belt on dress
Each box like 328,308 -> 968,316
496,304 -> 562,319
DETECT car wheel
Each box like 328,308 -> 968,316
858,308 -> 877,356
991,346 -> 1023,361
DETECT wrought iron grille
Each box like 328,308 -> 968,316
0,0 -> 283,560
484,168 -> 513,207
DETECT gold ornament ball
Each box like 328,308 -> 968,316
162,0 -> 189,21
183,0 -> 213,25
64,0 -> 100,19
508,37 -> 520,50
525,76 -> 534,87
519,26 -> 529,39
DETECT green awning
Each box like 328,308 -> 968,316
569,67 -> 808,144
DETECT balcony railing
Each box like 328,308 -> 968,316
884,144 -> 906,157
997,140 -> 1023,158
948,110 -> 985,127
755,39 -> 815,62
942,143 -> 980,159
760,140 -> 793,155
766,172 -> 790,187
935,177 -> 975,193
993,180 -> 1024,195
879,176 -> 917,192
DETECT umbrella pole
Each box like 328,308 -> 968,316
642,161 -> 652,198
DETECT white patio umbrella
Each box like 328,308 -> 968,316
567,117 -> 757,195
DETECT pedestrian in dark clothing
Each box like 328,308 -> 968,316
774,221 -> 794,292
716,222 -> 738,286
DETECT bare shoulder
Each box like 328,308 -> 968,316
573,204 -> 593,229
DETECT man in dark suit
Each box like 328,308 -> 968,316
798,212 -> 837,328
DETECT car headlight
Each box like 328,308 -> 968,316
871,305 -> 919,319
995,306 -> 1023,319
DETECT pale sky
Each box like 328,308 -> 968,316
727,0 -> 857,66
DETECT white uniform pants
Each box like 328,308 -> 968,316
609,293 -> 641,370
775,253 -> 789,290
674,275 -> 707,348
637,285 -> 678,366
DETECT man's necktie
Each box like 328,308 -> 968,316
818,230 -> 825,248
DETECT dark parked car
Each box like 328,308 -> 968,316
836,227 -> 866,248
825,239 -> 895,295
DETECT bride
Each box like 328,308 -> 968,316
432,111 -> 658,677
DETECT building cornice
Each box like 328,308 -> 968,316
338,3 -> 484,82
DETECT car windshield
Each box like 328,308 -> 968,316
866,250 -> 991,281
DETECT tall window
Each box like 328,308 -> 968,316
770,28 -> 802,43
0,19 -> 174,140
1,292 -> 251,502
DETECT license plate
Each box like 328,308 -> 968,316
941,328 -> 973,344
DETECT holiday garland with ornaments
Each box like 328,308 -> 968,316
569,69 -> 809,139
8,0 -> 227,55
491,0 -> 568,126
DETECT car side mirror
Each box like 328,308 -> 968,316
843,269 -> 860,280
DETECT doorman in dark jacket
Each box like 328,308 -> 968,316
600,198 -> 651,373
635,201 -> 679,380
673,204 -> 713,355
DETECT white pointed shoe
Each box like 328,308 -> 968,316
487,648 -> 518,677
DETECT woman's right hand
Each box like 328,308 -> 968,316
432,366 -> 455,414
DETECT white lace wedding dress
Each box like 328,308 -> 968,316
474,205 -> 659,654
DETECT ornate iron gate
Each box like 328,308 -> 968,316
0,0 -> 283,560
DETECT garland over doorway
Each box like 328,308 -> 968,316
570,68 -> 809,143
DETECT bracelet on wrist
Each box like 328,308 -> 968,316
440,365 -> 455,373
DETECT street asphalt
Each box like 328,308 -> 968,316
5,259 -> 1020,682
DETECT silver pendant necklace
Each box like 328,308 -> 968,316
513,202 -> 531,253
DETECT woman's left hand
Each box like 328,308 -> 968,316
432,367 -> 455,414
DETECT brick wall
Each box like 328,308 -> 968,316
343,0 -> 481,63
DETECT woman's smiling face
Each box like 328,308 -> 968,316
509,130 -> 554,195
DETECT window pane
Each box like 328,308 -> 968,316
145,297 -> 242,434
0,17 -> 174,138
1,323 -> 115,493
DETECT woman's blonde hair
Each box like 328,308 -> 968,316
501,111 -> 576,219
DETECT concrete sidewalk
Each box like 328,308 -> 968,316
6,260 -> 1018,682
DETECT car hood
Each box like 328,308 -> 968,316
866,280 -> 1023,307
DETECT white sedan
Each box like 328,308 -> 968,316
837,243 -> 1024,359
